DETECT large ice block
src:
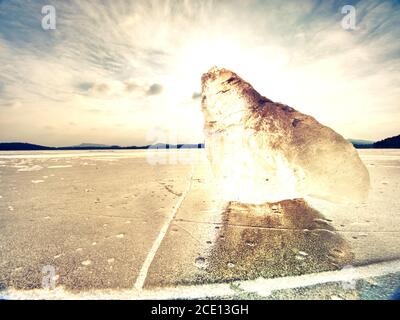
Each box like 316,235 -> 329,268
201,67 -> 370,204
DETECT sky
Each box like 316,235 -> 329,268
0,0 -> 399,147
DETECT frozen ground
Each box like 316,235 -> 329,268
0,149 -> 399,299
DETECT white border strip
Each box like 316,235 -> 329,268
2,259 -> 400,300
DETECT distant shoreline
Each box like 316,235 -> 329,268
1,136 -> 399,151
0,142 -> 205,151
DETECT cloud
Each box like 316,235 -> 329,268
90,83 -> 110,94
85,108 -> 102,114
77,82 -> 111,95
77,82 -> 94,92
192,92 -> 201,99
78,79 -> 162,98
125,80 -> 140,92
0,100 -> 20,108
147,83 -> 163,96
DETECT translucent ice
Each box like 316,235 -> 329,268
201,67 -> 370,204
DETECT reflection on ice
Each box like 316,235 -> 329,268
205,199 -> 353,282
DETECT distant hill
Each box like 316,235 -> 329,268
0,142 -> 205,151
348,139 -> 374,149
373,135 -> 400,148
58,143 -> 118,150
72,143 -> 111,148
0,142 -> 54,151
145,143 -> 204,149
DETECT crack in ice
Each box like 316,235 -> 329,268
134,166 -> 194,290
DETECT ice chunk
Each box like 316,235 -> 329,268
18,165 -> 43,172
81,260 -> 92,266
31,180 -> 44,184
201,67 -> 370,204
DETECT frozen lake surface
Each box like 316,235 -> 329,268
0,149 -> 399,299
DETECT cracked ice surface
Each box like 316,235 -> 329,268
0,149 -> 398,298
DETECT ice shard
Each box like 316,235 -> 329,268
201,67 -> 370,204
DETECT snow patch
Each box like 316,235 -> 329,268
81,260 -> 92,266
48,165 -> 72,169
31,180 -> 44,184
18,165 -> 43,172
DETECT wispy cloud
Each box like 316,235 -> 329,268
0,0 -> 399,146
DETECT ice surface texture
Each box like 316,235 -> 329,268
201,67 -> 370,204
